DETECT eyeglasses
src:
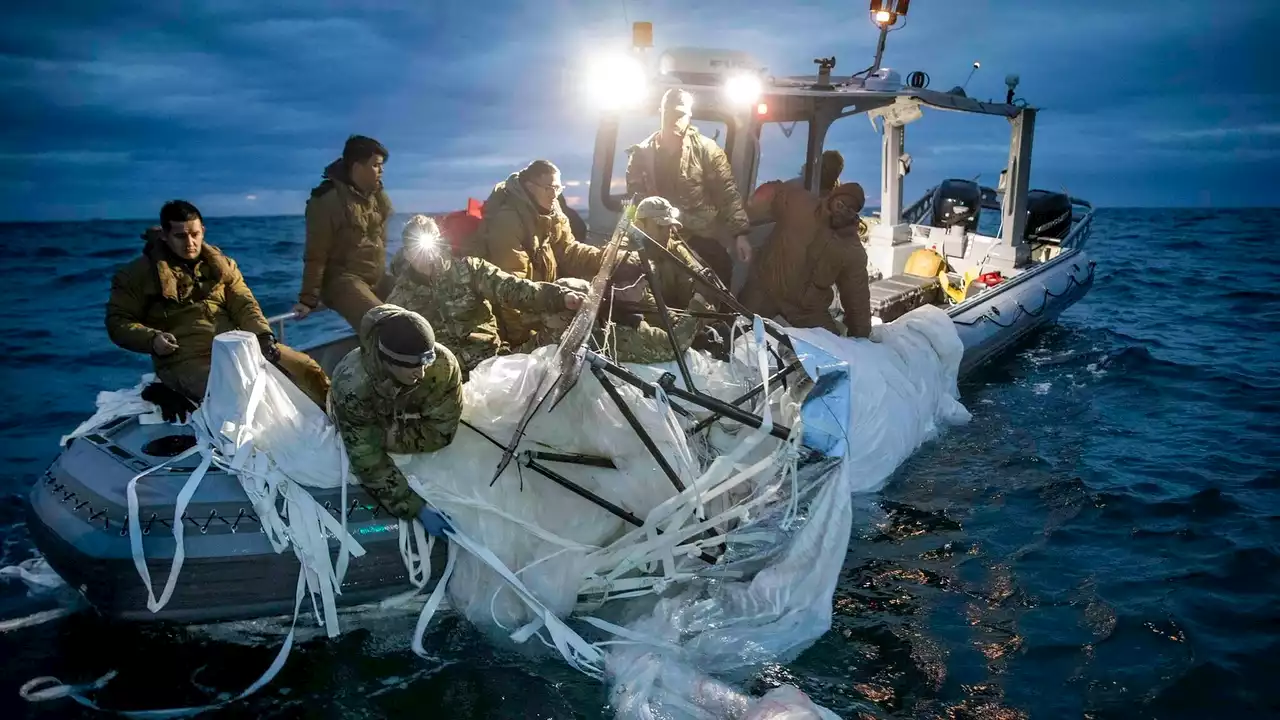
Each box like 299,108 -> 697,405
531,181 -> 564,196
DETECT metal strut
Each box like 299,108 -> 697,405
689,360 -> 803,435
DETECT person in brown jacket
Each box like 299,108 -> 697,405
738,181 -> 872,338
471,159 -> 613,346
106,201 -> 330,417
624,88 -> 752,289
292,135 -> 395,331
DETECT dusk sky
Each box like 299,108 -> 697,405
1,0 -> 1275,222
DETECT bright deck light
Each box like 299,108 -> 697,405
584,53 -> 648,111
723,73 -> 763,106
874,10 -> 892,23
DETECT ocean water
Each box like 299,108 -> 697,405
0,209 -> 1276,718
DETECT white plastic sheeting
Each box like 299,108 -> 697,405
16,304 -> 970,719
20,331 -> 369,718
386,305 -> 969,718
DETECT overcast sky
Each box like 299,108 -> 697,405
1,0 -> 1275,222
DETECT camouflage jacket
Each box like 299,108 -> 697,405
624,127 -> 750,245
620,230 -> 711,311
386,255 -> 570,374
603,293 -> 715,364
327,305 -> 464,519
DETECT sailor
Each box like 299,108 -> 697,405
105,200 -> 331,420
292,135 -> 395,331
386,215 -> 586,377
739,181 -> 873,338
623,88 -> 752,290
625,196 -> 714,311
596,263 -> 718,365
327,304 -> 462,535
471,159 -> 619,347
783,149 -> 845,199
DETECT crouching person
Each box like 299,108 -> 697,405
597,263 -> 719,364
387,215 -> 585,378
327,304 -> 462,536
105,200 -> 330,421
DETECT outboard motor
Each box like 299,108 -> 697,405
929,179 -> 982,232
1024,189 -> 1072,241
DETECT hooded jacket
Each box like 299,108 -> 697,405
327,304 -> 463,519
741,181 -> 872,338
105,234 -> 272,395
299,159 -> 395,308
624,127 -> 750,245
473,172 -> 607,344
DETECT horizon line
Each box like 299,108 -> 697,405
2,204 -> 1276,226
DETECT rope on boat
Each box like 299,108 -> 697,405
952,259 -> 1095,329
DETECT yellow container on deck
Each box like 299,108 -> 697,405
904,248 -> 945,278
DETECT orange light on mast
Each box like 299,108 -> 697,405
756,102 -> 769,115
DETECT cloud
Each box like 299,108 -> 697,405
0,0 -> 1277,221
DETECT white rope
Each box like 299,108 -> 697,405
20,569 -> 311,718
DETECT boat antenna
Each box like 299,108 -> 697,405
867,0 -> 910,75
962,61 -> 980,93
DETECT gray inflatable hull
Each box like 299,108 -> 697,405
950,249 -> 1095,377
25,413 -> 446,625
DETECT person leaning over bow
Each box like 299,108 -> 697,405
327,304 -> 462,537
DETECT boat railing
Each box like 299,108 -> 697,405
265,309 -> 326,344
901,186 -> 938,225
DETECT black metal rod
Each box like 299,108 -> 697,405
636,238 -> 696,394
625,225 -> 793,350
530,451 -> 617,470
524,459 -> 641,525
463,392 -> 720,565
657,373 -> 794,442
690,361 -> 802,435
590,364 -> 688,493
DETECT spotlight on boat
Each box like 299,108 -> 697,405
585,53 -> 648,111
723,72 -> 763,106
870,0 -> 910,27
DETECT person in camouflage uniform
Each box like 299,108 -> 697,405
623,196 -> 713,311
624,88 -> 752,289
327,304 -> 462,534
595,263 -> 716,365
292,135 -> 396,331
105,200 -> 330,414
386,215 -> 586,377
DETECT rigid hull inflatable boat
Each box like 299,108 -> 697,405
25,35 -> 1098,633
15,11 -> 1099,718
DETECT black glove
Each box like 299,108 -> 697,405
257,332 -> 281,364
140,382 -> 199,424
691,325 -> 729,362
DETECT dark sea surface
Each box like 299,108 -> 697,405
0,209 -> 1276,719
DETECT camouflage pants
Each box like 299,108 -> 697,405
321,272 -> 395,332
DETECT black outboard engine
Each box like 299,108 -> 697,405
929,179 -> 982,232
1024,190 -> 1072,241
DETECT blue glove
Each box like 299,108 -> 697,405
416,506 -> 454,538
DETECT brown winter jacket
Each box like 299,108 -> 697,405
298,159 -> 395,309
105,236 -> 274,393
473,172 -> 608,345
741,181 -> 872,338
